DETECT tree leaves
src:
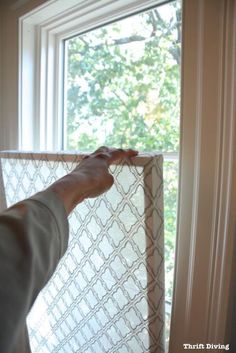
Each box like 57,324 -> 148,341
65,3 -> 181,153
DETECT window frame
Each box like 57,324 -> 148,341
18,0 -> 236,352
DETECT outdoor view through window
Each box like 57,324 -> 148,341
63,0 -> 181,345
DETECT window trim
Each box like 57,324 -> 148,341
170,0 -> 236,350
18,0 -> 236,352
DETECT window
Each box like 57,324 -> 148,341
19,0 -> 236,352
20,0 -> 181,348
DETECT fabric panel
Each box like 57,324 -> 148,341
0,152 -> 164,353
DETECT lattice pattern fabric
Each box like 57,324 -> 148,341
0,152 -> 164,353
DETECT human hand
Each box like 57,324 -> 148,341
49,147 -> 138,214
75,146 -> 138,198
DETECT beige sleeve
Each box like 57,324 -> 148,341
0,189 -> 69,353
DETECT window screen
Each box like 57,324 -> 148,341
0,152 -> 164,353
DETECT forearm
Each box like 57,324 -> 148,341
48,173 -> 85,215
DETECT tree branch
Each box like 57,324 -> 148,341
72,8 -> 181,64
111,90 -> 128,108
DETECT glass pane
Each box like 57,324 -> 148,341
163,159 -> 178,348
64,1 -> 181,152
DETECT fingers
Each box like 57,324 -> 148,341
92,146 -> 138,165
104,173 -> 114,191
95,146 -> 110,153
107,148 -> 138,165
108,148 -> 138,164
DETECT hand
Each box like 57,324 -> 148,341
48,147 -> 138,214
76,146 -> 138,198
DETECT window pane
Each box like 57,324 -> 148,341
64,1 -> 181,152
164,160 -> 178,297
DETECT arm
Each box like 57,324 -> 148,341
48,146 -> 138,214
0,147 -> 137,352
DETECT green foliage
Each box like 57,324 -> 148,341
65,1 -> 181,300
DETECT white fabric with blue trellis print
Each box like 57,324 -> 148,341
0,151 -> 164,353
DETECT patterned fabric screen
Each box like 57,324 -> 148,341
0,151 -> 164,353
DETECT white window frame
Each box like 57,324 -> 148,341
19,0 -> 236,352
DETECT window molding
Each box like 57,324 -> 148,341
169,0 -> 236,351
